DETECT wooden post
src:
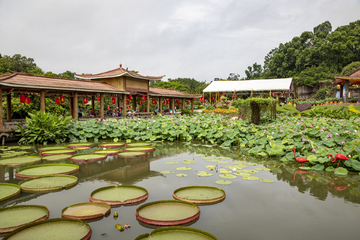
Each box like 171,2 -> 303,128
100,93 -> 104,119
69,95 -> 73,118
191,99 -> 194,112
182,98 -> 185,111
146,94 -> 150,112
171,98 -> 175,114
73,92 -> 78,120
339,84 -> 343,100
6,93 -> 11,122
159,97 -> 163,113
344,80 -> 349,103
133,95 -> 137,111
91,96 -> 95,112
116,95 -> 119,108
122,95 -> 126,117
40,90 -> 46,112
0,88 -> 3,129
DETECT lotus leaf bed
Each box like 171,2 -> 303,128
0,205 -> 49,233
122,146 -> 156,152
0,183 -> 21,202
70,154 -> 107,162
98,142 -> 125,148
0,156 -> 42,167
117,151 -> 146,158
136,200 -> 200,226
90,185 -> 148,206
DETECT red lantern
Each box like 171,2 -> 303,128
186,100 -> 189,105
25,97 -> 31,104
127,106 -> 130,109
177,100 -> 180,105
212,94 -> 214,97
55,97 -> 60,104
212,97 -> 214,100
142,95 -> 146,101
111,96 -> 116,104
153,100 -> 157,105
166,99 -> 169,105
235,95 -> 238,98
128,95 -> 132,100
272,93 -> 275,96
281,93 -> 283,96
20,94 -> 25,103
97,95 -> 100,101
83,97 -> 88,105
140,100 -> 143,105
143,108 -> 146,112
60,96 -> 65,104
126,100 -> 129,105
199,97 -> 202,102
162,101 -> 165,105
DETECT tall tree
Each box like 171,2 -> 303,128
1,54 -> 37,73
245,63 -> 263,80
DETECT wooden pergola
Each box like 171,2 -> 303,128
334,67 -> 360,102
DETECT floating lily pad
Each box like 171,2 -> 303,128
176,173 -> 188,177
117,151 -> 146,158
98,142 -> 125,148
2,218 -> 92,240
217,161 -> 229,164
123,146 -> 156,152
219,169 -> 232,174
173,186 -> 225,204
136,200 -> 200,226
204,165 -> 216,169
93,149 -> 120,155
165,161 -> 179,164
62,202 -> 111,220
218,156 -> 231,160
19,175 -> 78,192
15,164 -> 79,179
0,205 -> 49,233
219,174 -> 236,179
233,172 -> 251,177
90,185 -> 148,206
205,159 -> 219,163
255,167 -> 271,171
0,156 -> 41,167
193,154 -> 205,156
66,143 -> 94,148
0,183 -> 21,202
176,167 -> 192,171
38,146 -> 69,152
70,154 -> 107,162
215,180 -> 232,185
241,169 -> 259,173
247,163 -> 257,166
73,147 -> 90,150
183,161 -> 195,164
259,179 -> 275,183
18,146 -> 32,150
135,226 -> 218,240
126,142 -> 152,147
161,170 -> 174,174
299,166 -> 311,170
41,149 -> 77,156
243,176 -> 260,181
42,154 -> 72,161
197,172 -> 213,177
334,167 -> 348,175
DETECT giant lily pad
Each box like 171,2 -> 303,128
135,226 -> 218,240
0,183 -> 21,202
70,154 -> 107,162
42,154 -> 72,161
0,156 -> 41,167
19,175 -> 78,192
126,142 -> 152,147
197,172 -> 213,177
259,179 -> 275,183
219,174 -> 236,179
15,164 -> 79,179
2,218 -> 92,240
0,205 -> 49,233
66,143 -> 94,148
122,146 -> 156,152
215,180 -> 232,185
93,149 -> 120,155
73,147 -> 90,150
90,185 -> 148,206
62,202 -> 111,220
136,200 -> 200,226
117,151 -> 146,158
98,142 -> 125,148
176,167 -> 192,171
173,186 -> 225,204
38,146 -> 69,152
243,176 -> 260,181
41,149 -> 77,156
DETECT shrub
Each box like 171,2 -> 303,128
15,111 -> 73,145
181,108 -> 194,115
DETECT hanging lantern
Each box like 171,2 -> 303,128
128,95 -> 132,100
140,100 -> 143,105
199,97 -> 202,102
142,95 -> 146,101
97,95 -> 100,101
272,93 -> 275,96
126,100 -> 129,105
111,96 -> 116,104
154,100 -> 157,105
55,97 -> 60,104
281,93 -> 283,96
235,95 -> 238,98
143,108 -> 146,112
212,94 -> 214,97
127,106 -> 130,109
20,94 -> 25,103
186,100 -> 189,105
60,96 -> 65,104
83,97 -> 88,105
166,99 -> 169,105
25,97 -> 31,104
212,97 -> 215,101
162,101 -> 165,105
177,100 -> 180,105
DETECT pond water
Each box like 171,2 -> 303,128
1,142 -> 360,240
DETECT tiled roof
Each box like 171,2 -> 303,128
149,87 -> 201,98
0,72 -> 128,93
75,64 -> 164,81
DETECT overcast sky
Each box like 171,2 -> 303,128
1,0 -> 359,82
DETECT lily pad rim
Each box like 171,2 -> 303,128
0,183 -> 21,202
173,186 -> 226,204
61,202 -> 111,220
18,175 -> 79,192
135,226 -> 218,240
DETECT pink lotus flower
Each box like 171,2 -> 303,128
312,149 -> 316,152
302,138 -> 306,142
327,134 -> 332,138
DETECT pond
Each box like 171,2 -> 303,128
1,141 -> 360,240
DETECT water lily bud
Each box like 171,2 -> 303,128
115,223 -> 124,232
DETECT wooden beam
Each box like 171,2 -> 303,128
133,95 -> 137,112
40,90 -> 46,112
0,88 -> 3,129
69,95 -> 73,118
122,94 -> 126,117
182,98 -> 185,111
73,92 -> 78,120
6,93 -> 11,122
339,84 -> 344,99
91,96 -> 95,112
100,93 -> 104,119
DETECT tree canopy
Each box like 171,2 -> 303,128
150,77 -> 209,95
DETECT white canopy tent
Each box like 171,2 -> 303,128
203,78 -> 293,93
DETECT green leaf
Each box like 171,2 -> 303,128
334,167 -> 348,175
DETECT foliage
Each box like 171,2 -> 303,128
202,108 -> 237,114
236,98 -> 277,124
340,61 -> 360,76
314,86 -> 332,100
150,78 -> 209,96
181,109 -> 194,116
15,111 -> 72,145
219,96 -> 230,109
245,62 -> 263,80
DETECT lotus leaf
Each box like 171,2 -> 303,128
219,169 -> 232,174
0,183 -> 21,202
219,174 -> 236,179
255,167 -> 271,171
161,170 -> 174,174
166,161 -> 179,164
242,169 -> 259,173
93,149 -> 120,155
197,172 -> 213,177
41,149 -> 77,156
334,167 -> 348,175
215,180 -> 232,185
325,166 -> 335,172
176,167 -> 192,171
299,166 -> 311,170
126,142 -> 152,147
259,179 -> 275,183
233,172 -> 251,177
15,164 -> 79,178
38,146 -> 69,151
117,151 -> 146,158
90,185 -> 148,205
243,176 -> 260,181
311,164 -> 325,171
70,154 -> 107,162
176,173 -> 188,177
19,175 -> 78,192
66,142 -> 94,148
350,160 -> 360,171
42,154 -> 72,161
0,156 -> 41,167
62,202 -> 110,220
123,146 -> 155,152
